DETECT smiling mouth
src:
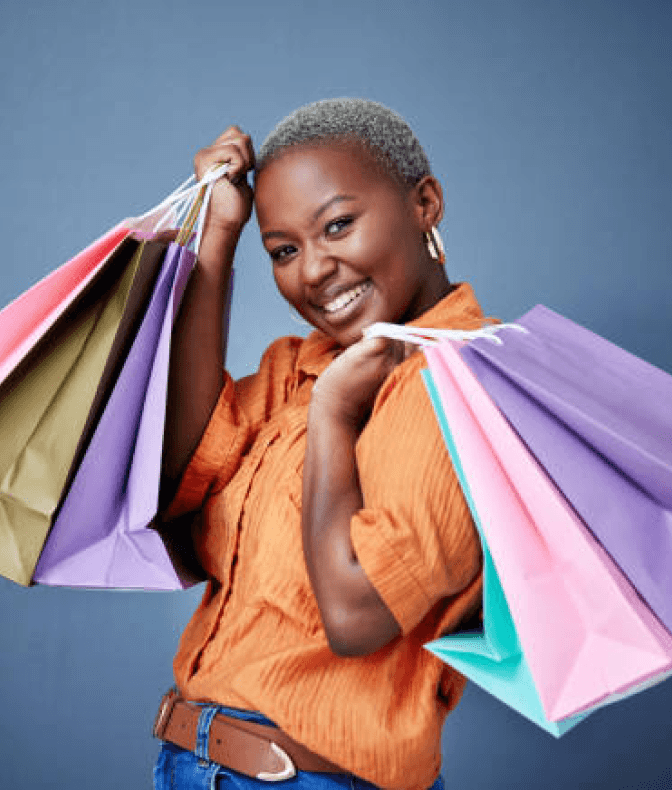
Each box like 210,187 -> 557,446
320,281 -> 372,314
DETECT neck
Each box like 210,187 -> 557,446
402,262 -> 453,324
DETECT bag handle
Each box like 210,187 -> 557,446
363,321 -> 527,346
174,163 -> 230,251
134,163 -> 231,256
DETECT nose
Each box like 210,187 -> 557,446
301,241 -> 337,287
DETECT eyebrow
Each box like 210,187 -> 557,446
261,194 -> 357,242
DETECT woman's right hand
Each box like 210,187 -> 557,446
194,125 -> 255,238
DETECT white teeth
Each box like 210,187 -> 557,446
322,282 -> 370,313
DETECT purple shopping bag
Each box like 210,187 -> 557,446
33,243 -> 196,589
461,305 -> 672,633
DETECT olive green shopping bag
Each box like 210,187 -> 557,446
0,237 -> 166,585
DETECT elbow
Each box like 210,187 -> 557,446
321,604 -> 401,658
325,629 -> 370,658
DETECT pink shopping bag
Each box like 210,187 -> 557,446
0,207 -> 175,386
424,339 -> 672,722
0,224 -> 128,382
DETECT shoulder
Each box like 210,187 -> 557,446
264,330 -> 340,366
245,334 -> 306,382
260,334 -> 305,362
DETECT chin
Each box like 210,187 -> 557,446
314,323 -> 358,348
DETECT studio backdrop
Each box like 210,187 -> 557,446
0,1 -> 670,789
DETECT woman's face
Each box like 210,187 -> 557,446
254,141 -> 446,347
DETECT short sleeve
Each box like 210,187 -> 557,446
350,355 -> 482,634
165,335 -> 303,519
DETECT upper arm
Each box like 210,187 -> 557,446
164,335 -> 303,519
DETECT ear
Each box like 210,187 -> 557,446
410,175 -> 444,230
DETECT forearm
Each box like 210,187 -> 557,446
162,224 -> 240,486
302,401 -> 401,656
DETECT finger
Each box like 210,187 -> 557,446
402,340 -> 420,361
231,129 -> 256,169
218,139 -> 254,181
194,142 -> 252,183
214,127 -> 256,169
341,339 -> 401,384
371,337 -> 417,364
194,143 -> 249,177
355,336 -> 390,356
214,125 -> 246,143
364,336 -> 407,362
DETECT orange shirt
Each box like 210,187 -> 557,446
167,283 -> 485,790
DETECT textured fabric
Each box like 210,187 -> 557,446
165,283 -> 485,790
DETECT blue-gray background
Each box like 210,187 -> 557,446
1,1 -> 671,788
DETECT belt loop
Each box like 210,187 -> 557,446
195,705 -> 219,762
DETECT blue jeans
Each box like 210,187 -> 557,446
153,705 -> 445,790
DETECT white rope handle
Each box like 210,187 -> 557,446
133,173 -> 197,228
194,167 -> 227,254
172,163 -> 231,255
132,163 -> 231,256
363,321 -> 528,346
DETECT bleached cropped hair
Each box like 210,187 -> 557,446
256,98 -> 432,188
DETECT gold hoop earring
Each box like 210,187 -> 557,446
424,227 -> 446,265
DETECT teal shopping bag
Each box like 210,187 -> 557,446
422,370 -> 585,737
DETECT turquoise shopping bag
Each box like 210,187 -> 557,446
422,370 -> 585,737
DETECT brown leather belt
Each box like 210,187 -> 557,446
153,689 -> 344,781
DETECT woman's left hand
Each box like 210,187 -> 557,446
311,336 -> 416,428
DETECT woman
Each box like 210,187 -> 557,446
155,98 -> 485,790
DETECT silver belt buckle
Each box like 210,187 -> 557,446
256,742 -> 297,782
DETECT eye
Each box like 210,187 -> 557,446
269,244 -> 297,263
324,216 -> 353,236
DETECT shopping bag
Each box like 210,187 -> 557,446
422,370 -> 586,737
60,238 -> 169,501
0,209 -> 171,385
423,339 -> 672,723
0,225 -> 128,383
0,237 -> 146,585
460,305 -> 672,634
33,242 -> 197,589
0,164 -> 228,589
32,166 -> 231,589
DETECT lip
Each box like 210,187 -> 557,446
310,279 -> 371,309
312,279 -> 372,324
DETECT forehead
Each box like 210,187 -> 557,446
254,142 -> 404,227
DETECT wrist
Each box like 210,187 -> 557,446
308,389 -> 362,434
200,218 -> 244,249
196,222 -> 242,281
